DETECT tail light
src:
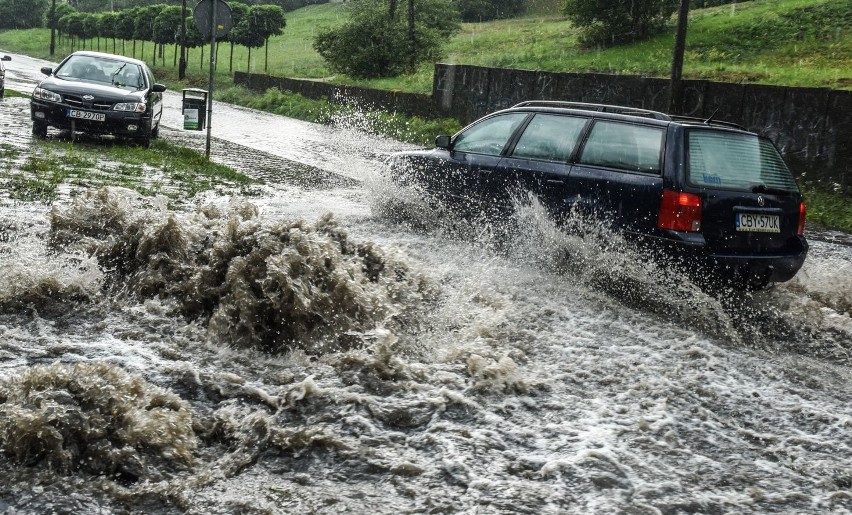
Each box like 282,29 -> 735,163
797,201 -> 806,236
658,189 -> 702,232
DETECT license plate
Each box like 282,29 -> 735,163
736,213 -> 780,233
67,109 -> 105,122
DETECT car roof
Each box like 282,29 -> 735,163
68,51 -> 148,69
503,101 -> 750,133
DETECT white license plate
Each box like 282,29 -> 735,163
736,213 -> 780,233
67,109 -> 105,122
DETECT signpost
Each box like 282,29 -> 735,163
193,0 -> 232,159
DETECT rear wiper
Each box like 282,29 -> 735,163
751,184 -> 792,195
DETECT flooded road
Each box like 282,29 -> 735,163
1,51 -> 852,514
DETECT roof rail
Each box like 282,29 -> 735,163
512,101 -> 672,121
668,115 -> 747,131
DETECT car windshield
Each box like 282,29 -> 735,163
687,130 -> 799,193
55,55 -> 144,90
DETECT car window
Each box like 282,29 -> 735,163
453,113 -> 528,156
511,114 -> 587,162
578,120 -> 664,173
688,130 -> 799,192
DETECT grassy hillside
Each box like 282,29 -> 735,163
0,0 -> 848,94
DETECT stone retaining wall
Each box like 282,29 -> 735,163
235,67 -> 851,189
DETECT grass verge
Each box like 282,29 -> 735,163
1,137 -> 258,206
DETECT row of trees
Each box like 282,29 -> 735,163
44,2 -> 286,72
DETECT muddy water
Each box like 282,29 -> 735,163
2,52 -> 852,514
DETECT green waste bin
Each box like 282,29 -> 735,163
182,88 -> 208,130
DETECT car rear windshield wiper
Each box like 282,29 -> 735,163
751,184 -> 794,195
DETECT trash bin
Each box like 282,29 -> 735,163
182,88 -> 208,130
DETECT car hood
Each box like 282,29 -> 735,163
37,76 -> 146,101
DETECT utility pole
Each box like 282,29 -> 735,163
179,0 -> 187,80
49,0 -> 56,56
669,0 -> 690,115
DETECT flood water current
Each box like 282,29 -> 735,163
1,52 -> 851,514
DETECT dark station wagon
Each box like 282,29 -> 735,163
387,101 -> 808,290
30,51 -> 166,146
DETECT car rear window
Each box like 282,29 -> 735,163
578,121 -> 664,173
687,130 -> 799,192
511,114 -> 587,162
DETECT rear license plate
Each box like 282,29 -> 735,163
736,212 -> 780,233
67,109 -> 105,122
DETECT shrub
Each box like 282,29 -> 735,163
563,0 -> 676,47
313,0 -> 460,79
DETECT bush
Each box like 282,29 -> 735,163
313,0 -> 460,79
563,0 -> 676,47
454,0 -> 527,22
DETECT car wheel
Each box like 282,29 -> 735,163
32,121 -> 47,139
0,87 -> 4,99
151,123 -> 159,140
136,128 -> 151,148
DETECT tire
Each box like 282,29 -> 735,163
32,121 -> 47,139
0,87 -> 5,99
151,123 -> 159,140
136,128 -> 151,148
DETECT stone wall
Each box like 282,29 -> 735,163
235,67 -> 851,189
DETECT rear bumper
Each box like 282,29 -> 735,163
643,230 -> 809,285
30,100 -> 151,137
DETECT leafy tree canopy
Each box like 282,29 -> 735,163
0,0 -> 48,29
314,0 -> 460,79
454,0 -> 527,23
563,0 -> 676,47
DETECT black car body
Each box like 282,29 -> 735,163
0,54 -> 10,98
388,101 -> 808,290
30,51 -> 166,146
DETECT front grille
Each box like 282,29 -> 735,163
63,94 -> 113,111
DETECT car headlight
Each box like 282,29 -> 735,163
32,87 -> 62,102
113,102 -> 146,113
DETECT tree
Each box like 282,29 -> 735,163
313,0 -> 460,79
82,13 -> 101,50
229,5 -> 266,71
0,0 -> 48,29
133,4 -> 164,62
563,0 -> 676,47
115,8 -> 138,55
61,12 -> 87,51
183,14 -> 206,70
247,4 -> 286,72
98,12 -> 119,53
225,2 -> 250,72
153,6 -> 182,66
454,0 -> 526,22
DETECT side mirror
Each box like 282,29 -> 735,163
1,55 -> 11,61
40,66 -> 53,76
435,135 -> 451,149
151,83 -> 167,93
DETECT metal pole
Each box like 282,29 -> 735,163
669,0 -> 690,115
205,0 -> 217,159
179,0 -> 187,80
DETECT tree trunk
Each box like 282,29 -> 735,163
247,47 -> 252,72
229,42 -> 234,72
388,0 -> 397,19
264,37 -> 269,72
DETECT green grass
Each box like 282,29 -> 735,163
801,183 -> 852,231
1,0 -> 848,95
1,138 -> 257,205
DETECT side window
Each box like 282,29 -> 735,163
511,114 -> 588,162
453,113 -> 528,156
578,121 -> 664,173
